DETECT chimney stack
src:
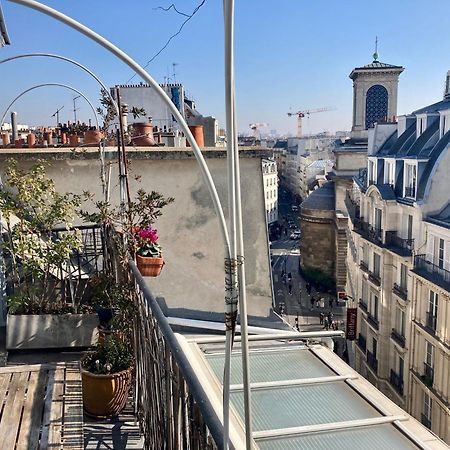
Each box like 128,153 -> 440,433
11,111 -> 17,142
445,71 -> 450,100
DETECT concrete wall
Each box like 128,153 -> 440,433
0,147 -> 274,322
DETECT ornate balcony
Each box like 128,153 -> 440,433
367,313 -> 379,330
421,363 -> 434,388
385,231 -> 414,257
359,298 -> 368,312
354,219 -> 383,246
391,328 -> 406,348
392,283 -> 408,301
425,312 -> 437,334
357,334 -> 367,352
390,369 -> 404,396
414,254 -> 450,292
366,350 -> 378,374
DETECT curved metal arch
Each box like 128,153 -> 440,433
0,53 -> 119,116
1,82 -> 99,129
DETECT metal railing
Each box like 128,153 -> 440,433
421,414 -> 431,429
127,259 -> 223,449
367,313 -> 379,330
368,271 -> 381,287
414,254 -> 450,291
426,312 -> 437,334
385,231 -> 414,257
344,191 -> 360,221
366,350 -> 378,373
353,219 -> 383,246
392,283 -> 408,301
422,363 -> 434,388
404,186 -> 416,198
359,298 -> 368,312
360,261 -> 369,273
390,369 -> 404,396
357,334 -> 367,352
391,328 -> 406,348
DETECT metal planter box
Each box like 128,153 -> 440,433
6,314 -> 98,350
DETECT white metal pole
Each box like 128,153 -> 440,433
0,82 -> 100,129
7,0 -> 231,257
224,0 -> 253,448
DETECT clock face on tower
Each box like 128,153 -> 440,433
365,84 -> 388,129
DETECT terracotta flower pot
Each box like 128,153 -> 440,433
84,129 -> 103,145
81,367 -> 132,418
131,122 -> 155,146
136,254 -> 164,277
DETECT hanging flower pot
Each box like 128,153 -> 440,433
136,254 -> 164,277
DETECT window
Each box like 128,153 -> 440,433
398,355 -> 404,379
428,290 -> 438,318
422,393 -> 432,428
426,341 -> 434,368
374,208 -> 382,231
373,253 -> 381,277
365,85 -> 388,129
384,160 -> 395,186
400,264 -> 407,289
404,164 -> 417,198
368,159 -> 377,185
372,337 -> 378,356
438,238 -> 445,269
395,307 -> 405,336
361,280 -> 368,304
369,292 -> 379,320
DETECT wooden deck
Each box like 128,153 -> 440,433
0,362 -> 83,449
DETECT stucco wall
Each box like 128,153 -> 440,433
0,147 -> 273,321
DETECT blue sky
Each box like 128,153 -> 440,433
1,0 -> 450,135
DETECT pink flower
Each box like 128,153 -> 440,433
137,227 -> 158,243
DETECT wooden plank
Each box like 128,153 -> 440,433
47,365 -> 65,449
0,363 -> 55,374
62,363 -> 83,449
0,372 -> 12,418
40,367 -> 58,448
16,369 -> 48,450
0,371 -> 29,449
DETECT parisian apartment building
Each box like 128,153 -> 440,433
262,158 -> 278,225
346,71 -> 450,444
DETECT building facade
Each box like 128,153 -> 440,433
347,72 -> 450,444
262,158 -> 278,224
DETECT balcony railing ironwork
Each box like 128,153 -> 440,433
385,231 -> 414,257
354,219 -> 383,246
414,254 -> 450,291
345,191 -> 360,221
392,283 -> 408,301
367,313 -> 379,330
391,328 -> 406,348
421,414 -> 431,429
359,298 -> 368,312
426,312 -> 437,334
368,271 -> 381,286
366,350 -> 378,373
421,363 -> 434,388
390,369 -> 404,396
357,334 -> 367,352
404,185 -> 416,198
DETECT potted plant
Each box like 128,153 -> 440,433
135,226 -> 164,276
81,335 -> 133,417
0,160 -> 99,350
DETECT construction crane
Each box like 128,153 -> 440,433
287,107 -> 335,137
249,122 -> 269,140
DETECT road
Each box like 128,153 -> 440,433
271,190 -> 346,332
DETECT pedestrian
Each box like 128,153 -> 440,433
279,302 -> 285,315
281,269 -> 285,279
323,317 -> 329,330
310,296 -> 315,310
295,316 -> 299,331
328,311 -> 333,324
306,282 -> 312,295
319,312 -> 324,325
288,272 -> 292,281
288,283 -> 292,295
328,298 -> 333,309
315,298 -> 320,308
320,297 -> 325,308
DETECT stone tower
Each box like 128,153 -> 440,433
349,52 -> 404,137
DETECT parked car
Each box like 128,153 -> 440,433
289,223 -> 297,229
290,231 -> 301,240
291,205 -> 298,211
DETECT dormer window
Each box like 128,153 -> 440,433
416,115 -> 426,137
439,110 -> 450,138
404,162 -> 417,199
384,159 -> 395,188
368,158 -> 377,186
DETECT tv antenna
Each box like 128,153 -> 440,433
172,62 -> 179,84
73,96 -> 81,123
51,106 -> 64,126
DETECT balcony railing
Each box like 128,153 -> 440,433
391,328 -> 406,348
354,219 -> 383,246
366,350 -> 378,373
390,369 -> 404,396
345,191 -> 360,221
385,231 -> 414,257
414,254 -> 450,291
367,313 -> 379,330
357,334 -> 367,352
360,260 -> 369,273
392,283 -> 408,301
404,185 -> 416,198
426,312 -> 437,334
359,298 -> 368,312
421,363 -> 434,388
421,414 -> 431,429
368,271 -> 381,286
